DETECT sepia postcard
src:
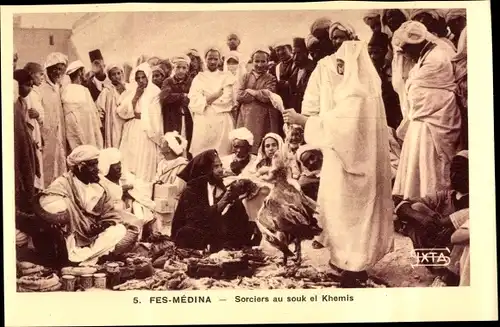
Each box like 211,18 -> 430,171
2,1 -> 497,326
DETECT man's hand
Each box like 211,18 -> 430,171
28,108 -> 40,119
283,109 -> 308,126
207,88 -> 224,105
245,89 -> 257,97
122,184 -> 134,192
134,87 -> 145,99
115,83 -> 126,94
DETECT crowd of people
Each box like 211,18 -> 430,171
14,8 -> 469,288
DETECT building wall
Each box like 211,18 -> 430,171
70,11 -> 371,68
14,27 -> 80,68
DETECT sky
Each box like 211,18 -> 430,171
16,10 -> 373,67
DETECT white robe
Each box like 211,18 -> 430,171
302,43 -> 394,272
25,86 -> 45,189
118,63 -> 163,183
61,83 -> 104,151
39,175 -> 126,266
393,45 -> 461,199
96,83 -> 129,148
188,70 -> 235,157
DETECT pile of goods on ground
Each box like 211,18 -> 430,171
17,262 -> 61,292
16,235 -> 384,291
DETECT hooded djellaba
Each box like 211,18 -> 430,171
171,149 -> 260,252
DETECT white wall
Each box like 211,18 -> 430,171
69,10 -> 372,68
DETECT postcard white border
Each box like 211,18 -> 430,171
2,1 -> 497,325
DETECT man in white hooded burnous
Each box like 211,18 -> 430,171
283,40 -> 394,287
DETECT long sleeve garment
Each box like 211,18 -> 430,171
302,50 -> 394,272
96,83 -> 129,148
117,78 -> 163,183
188,70 -> 235,157
236,71 -> 280,154
61,83 -> 104,151
159,76 -> 194,152
14,98 -> 39,212
39,78 -> 67,186
25,85 -> 45,189
392,43 -> 461,199
171,176 -> 253,250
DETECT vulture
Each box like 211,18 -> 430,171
256,153 -> 322,266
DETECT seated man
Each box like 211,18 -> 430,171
296,144 -> 323,201
393,150 -> 469,285
171,149 -> 260,252
221,127 -> 257,177
450,212 -> 470,286
285,124 -> 305,180
34,145 -> 139,267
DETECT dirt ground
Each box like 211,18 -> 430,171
259,233 -> 436,287
159,220 -> 437,288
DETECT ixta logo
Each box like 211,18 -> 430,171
411,247 -> 451,268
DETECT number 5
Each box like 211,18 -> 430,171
133,297 -> 139,304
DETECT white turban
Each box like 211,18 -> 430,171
445,9 -> 467,23
305,34 -> 320,50
456,150 -> 468,159
67,145 -> 100,168
228,127 -> 254,146
296,144 -> 321,163
410,8 -> 444,21
171,55 -> 191,66
329,21 -> 358,41
98,147 -> 122,176
363,9 -> 382,24
391,21 -> 435,50
105,63 -> 124,76
44,52 -> 68,70
66,60 -> 85,75
162,131 -> 188,156
204,46 -> 221,59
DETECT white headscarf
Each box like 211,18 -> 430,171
98,147 -> 122,176
255,133 -> 286,167
119,62 -> 162,140
228,127 -> 254,146
224,51 -> 246,80
162,131 -> 188,156
67,145 -> 100,169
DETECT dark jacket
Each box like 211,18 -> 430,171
85,77 -> 102,102
378,65 -> 403,130
159,76 -> 194,152
14,98 -> 39,212
171,176 -> 253,250
288,59 -> 315,114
